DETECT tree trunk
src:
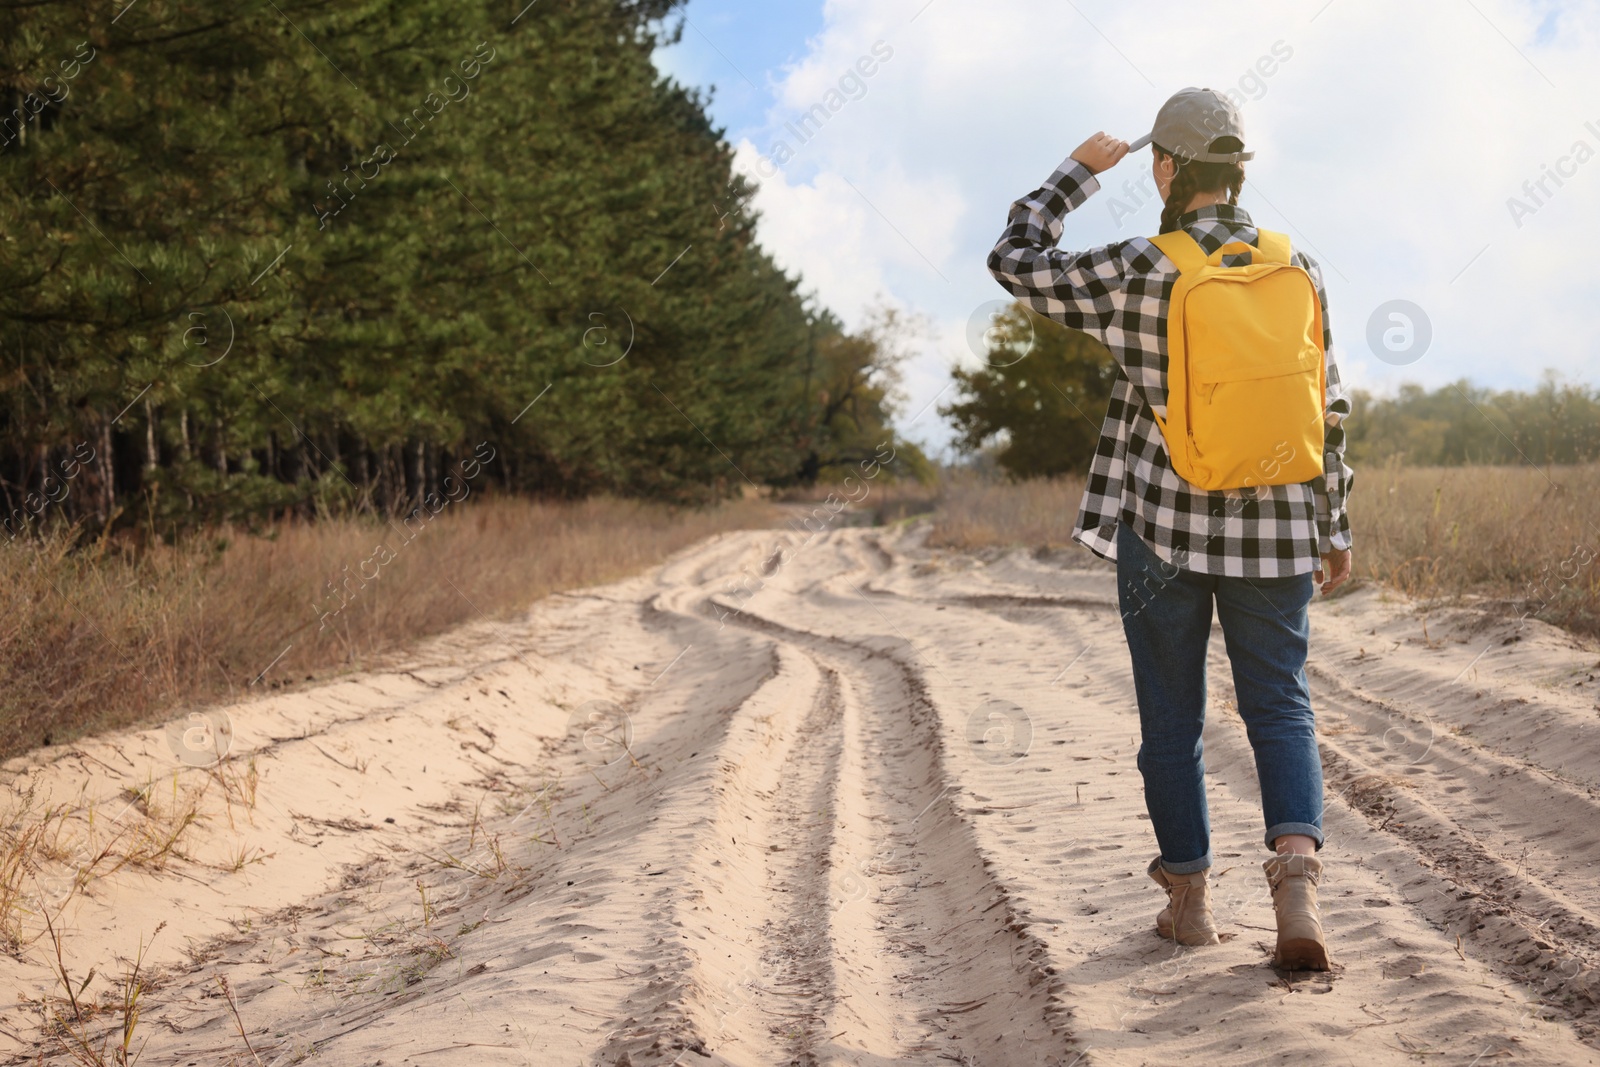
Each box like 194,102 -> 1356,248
356,447 -> 371,512
99,421 -> 115,522
412,440 -> 426,505
144,399 -> 158,471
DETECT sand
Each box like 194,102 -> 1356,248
2,517 -> 1599,1066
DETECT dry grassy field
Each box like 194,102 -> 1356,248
0,496 -> 780,760
929,463 -> 1600,635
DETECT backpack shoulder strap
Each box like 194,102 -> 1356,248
1147,230 -> 1206,274
1255,228 -> 1292,264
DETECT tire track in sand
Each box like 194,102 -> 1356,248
610,522 -> 1076,1064
710,598 -> 1075,1064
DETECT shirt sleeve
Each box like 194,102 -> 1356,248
1297,251 -> 1354,554
986,157 -> 1131,344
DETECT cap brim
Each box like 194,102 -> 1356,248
1127,133 -> 1153,152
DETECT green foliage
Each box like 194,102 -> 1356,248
1,0 -> 918,533
943,302 -> 1598,480
791,305 -> 933,485
941,304 -> 1117,478
1347,376 -> 1600,467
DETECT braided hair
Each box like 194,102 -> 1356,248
1157,135 -> 1246,234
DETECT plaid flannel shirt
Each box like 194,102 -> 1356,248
987,156 -> 1354,578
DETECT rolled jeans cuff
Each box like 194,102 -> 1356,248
1159,849 -> 1213,876
1265,822 -> 1324,851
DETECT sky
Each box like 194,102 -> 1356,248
653,0 -> 1600,458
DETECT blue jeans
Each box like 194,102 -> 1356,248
1115,522 -> 1324,874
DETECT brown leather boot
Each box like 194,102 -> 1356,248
1146,856 -> 1220,946
1263,853 -> 1330,970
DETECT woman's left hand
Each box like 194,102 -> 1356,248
1315,548 -> 1352,596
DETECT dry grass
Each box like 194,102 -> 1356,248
0,495 -> 780,760
0,804 -> 62,952
39,915 -> 165,1067
1355,460 -> 1600,631
1,773 -> 218,1063
0,775 -> 211,954
929,463 -> 1600,635
775,478 -> 941,527
924,475 -> 1087,553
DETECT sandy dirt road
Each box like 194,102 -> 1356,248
4,518 -> 1600,1066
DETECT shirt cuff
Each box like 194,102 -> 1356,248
1036,157 -> 1101,223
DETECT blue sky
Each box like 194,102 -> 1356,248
655,3 -> 827,144
655,1 -> 1600,458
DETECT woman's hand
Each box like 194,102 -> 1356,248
1315,548 -> 1352,596
1070,131 -> 1130,175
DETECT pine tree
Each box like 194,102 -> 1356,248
1,0 -> 922,533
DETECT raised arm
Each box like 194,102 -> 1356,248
988,134 -> 1175,423
986,134 -> 1134,342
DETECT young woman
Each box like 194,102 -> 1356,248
986,87 -> 1353,971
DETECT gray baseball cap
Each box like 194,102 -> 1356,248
1127,87 -> 1255,163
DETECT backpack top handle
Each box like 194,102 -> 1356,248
1149,229 -> 1292,272
1205,233 -> 1291,267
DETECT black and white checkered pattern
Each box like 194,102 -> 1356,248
987,156 -> 1354,578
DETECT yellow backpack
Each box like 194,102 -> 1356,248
1145,228 -> 1326,492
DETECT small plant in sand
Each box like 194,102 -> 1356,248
0,784 -> 71,952
1,824 -> 46,953
398,936 -> 454,988
426,832 -> 517,881
118,777 -> 204,872
215,973 -> 266,1066
206,756 -> 260,831
220,844 -> 272,874
509,777 -> 567,849
45,920 -> 165,1067
2,791 -> 146,957
416,880 -> 436,928
40,897 -> 95,1025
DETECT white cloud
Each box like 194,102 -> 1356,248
723,0 -> 1600,452
731,139 -> 964,327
